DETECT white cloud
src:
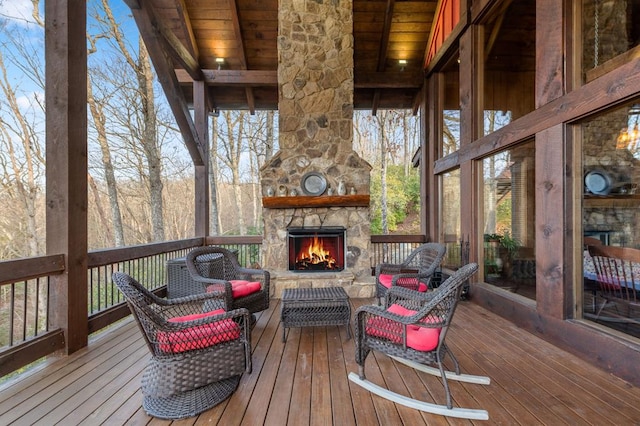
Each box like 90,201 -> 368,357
0,1 -> 36,25
16,91 -> 44,110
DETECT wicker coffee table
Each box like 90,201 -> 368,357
281,287 -> 351,342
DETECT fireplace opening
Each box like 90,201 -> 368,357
288,227 -> 346,272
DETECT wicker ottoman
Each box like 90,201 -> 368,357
281,287 -> 351,342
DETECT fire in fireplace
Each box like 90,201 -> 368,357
288,227 -> 346,272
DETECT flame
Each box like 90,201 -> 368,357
296,235 -> 337,269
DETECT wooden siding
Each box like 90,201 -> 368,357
1,299 -> 639,425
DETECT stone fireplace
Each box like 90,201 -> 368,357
260,0 -> 374,298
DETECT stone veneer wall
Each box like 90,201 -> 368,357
260,0 -> 374,298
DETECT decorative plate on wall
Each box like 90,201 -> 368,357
301,172 -> 327,196
584,169 -> 612,195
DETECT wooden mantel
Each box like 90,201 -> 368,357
262,194 -> 370,209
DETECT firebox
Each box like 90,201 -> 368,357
288,227 -> 346,272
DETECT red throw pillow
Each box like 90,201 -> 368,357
229,280 -> 262,298
157,308 -> 241,354
378,274 -> 428,292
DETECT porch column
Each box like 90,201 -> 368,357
194,80 -> 210,237
45,0 -> 88,354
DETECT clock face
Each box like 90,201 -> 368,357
301,172 -> 327,196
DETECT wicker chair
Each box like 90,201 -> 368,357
375,242 -> 446,302
185,246 -> 270,315
349,263 -> 490,420
112,271 -> 252,420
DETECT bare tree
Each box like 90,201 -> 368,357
0,47 -> 44,257
217,110 -> 247,235
93,0 -> 164,242
86,65 -> 125,247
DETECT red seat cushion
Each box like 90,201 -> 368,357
365,304 -> 441,352
229,280 -> 262,298
378,274 -> 428,292
157,308 -> 241,354
205,280 -> 262,298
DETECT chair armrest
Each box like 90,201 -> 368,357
153,290 -> 230,317
384,286 -> 434,310
235,268 -> 270,289
355,303 -> 420,325
375,263 -> 403,275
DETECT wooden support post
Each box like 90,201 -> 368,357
194,80 -> 209,237
45,0 -> 88,354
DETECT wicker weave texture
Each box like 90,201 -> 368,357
375,242 -> 446,299
167,255 -> 222,298
281,287 -> 351,341
112,271 -> 252,420
355,262 -> 479,409
185,247 -> 270,314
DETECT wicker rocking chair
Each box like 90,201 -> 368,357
349,262 -> 490,420
375,242 -> 446,303
112,271 -> 252,420
186,246 -> 270,315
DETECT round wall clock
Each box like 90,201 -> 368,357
301,172 -> 327,196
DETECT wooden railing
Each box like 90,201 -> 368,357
0,234 -> 425,378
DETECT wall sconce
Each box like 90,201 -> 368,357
616,104 -> 640,151
398,59 -> 407,71
216,57 -> 224,70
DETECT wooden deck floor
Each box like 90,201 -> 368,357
2,298 -> 640,425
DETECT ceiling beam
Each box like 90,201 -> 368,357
355,71 -> 423,88
227,0 -> 256,114
142,1 -> 202,82
176,69 -> 422,89
175,0 -> 199,62
372,0 -> 396,115
176,69 -> 278,85
127,0 -> 205,165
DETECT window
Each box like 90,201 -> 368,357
582,101 -> 640,338
481,0 -> 535,135
442,53 -> 460,156
441,169 -> 461,268
582,0 -> 640,83
482,140 -> 536,299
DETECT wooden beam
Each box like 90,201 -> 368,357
175,0 -> 199,61
434,56 -> 640,174
228,0 -> 256,114
127,0 -> 205,165
45,0 -> 89,355
177,69 -> 421,90
0,255 -> 65,286
371,0 -> 396,113
194,80 -> 209,237
176,69 -> 278,85
154,16 -> 203,81
372,91 -> 381,116
355,71 -> 423,88
0,330 -> 65,377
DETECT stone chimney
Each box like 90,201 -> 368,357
260,0 -> 373,297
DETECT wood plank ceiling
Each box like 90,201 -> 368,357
128,0 -> 438,114
122,0 -> 438,164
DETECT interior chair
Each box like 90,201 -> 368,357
375,242 -> 446,303
112,271 -> 252,420
587,244 -> 640,324
185,246 -> 270,315
349,263 -> 490,420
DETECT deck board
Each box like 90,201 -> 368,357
2,298 -> 640,425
